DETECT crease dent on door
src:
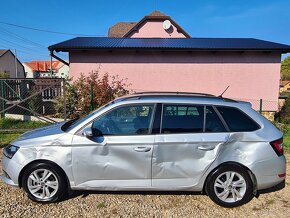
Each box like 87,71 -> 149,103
71,135 -> 153,188
152,134 -> 229,188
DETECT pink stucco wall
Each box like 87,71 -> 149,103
128,20 -> 187,38
69,51 -> 281,111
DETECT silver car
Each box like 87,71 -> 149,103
1,92 -> 286,207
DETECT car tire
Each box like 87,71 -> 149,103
22,162 -> 67,203
206,164 -> 254,207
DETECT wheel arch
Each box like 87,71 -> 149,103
203,161 -> 257,196
18,159 -> 70,189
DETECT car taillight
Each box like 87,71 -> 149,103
270,138 -> 283,156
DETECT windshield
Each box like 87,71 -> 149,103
62,100 -> 115,132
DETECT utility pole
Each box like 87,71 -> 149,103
14,49 -> 18,78
50,54 -> 53,76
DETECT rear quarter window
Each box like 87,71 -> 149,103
216,106 -> 260,132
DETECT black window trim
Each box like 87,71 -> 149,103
160,103 -> 206,135
152,103 -> 162,134
211,105 -> 230,132
214,105 -> 261,132
77,103 -> 157,137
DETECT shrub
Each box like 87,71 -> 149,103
0,71 -> 9,78
275,95 -> 290,124
55,71 -> 130,119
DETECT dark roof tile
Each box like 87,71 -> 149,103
49,37 -> 290,53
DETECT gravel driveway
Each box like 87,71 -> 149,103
0,150 -> 289,218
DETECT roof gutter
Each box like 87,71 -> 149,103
50,50 -> 69,66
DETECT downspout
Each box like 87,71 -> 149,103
50,50 -> 69,66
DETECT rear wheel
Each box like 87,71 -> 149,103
22,162 -> 67,203
206,165 -> 254,207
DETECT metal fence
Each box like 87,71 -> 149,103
0,78 -> 66,123
0,79 -> 282,124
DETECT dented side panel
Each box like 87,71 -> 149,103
71,134 -> 154,188
152,133 -> 229,188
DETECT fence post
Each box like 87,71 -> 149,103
62,79 -> 67,121
90,80 -> 93,111
259,99 -> 263,114
1,80 -> 5,118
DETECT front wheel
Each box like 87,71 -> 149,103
206,165 -> 254,207
22,162 -> 67,203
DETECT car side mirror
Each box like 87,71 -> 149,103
83,127 -> 93,137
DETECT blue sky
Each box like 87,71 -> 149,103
0,0 -> 289,61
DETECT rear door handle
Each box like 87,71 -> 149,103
134,147 -> 151,152
197,145 -> 216,151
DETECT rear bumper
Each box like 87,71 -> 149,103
251,155 -> 286,190
258,180 -> 285,195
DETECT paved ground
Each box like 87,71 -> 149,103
0,150 -> 289,218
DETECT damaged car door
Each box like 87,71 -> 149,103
71,104 -> 155,189
152,104 -> 230,188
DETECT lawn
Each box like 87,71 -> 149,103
0,118 -> 48,130
0,118 -> 49,148
0,132 -> 23,147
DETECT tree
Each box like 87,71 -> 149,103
275,94 -> 290,124
281,56 -> 290,80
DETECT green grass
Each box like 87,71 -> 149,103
0,118 -> 49,148
0,132 -> 23,148
0,118 -> 48,129
283,124 -> 290,150
284,135 -> 290,150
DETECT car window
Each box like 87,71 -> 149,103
161,105 -> 204,134
205,106 -> 226,132
216,106 -> 260,132
92,104 -> 154,135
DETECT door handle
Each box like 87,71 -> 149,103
134,147 -> 151,152
197,145 -> 216,151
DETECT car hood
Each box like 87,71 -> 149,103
11,122 -> 68,147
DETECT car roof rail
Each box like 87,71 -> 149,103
130,91 -> 216,97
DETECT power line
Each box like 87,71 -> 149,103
0,26 -> 46,48
0,21 -> 104,37
0,37 -> 52,55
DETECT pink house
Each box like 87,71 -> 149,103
49,11 -> 290,112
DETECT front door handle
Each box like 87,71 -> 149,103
197,145 -> 216,151
134,147 -> 151,152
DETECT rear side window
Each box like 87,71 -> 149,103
216,106 -> 260,132
205,106 -> 226,132
162,105 -> 204,134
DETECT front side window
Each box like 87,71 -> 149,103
92,104 -> 154,135
216,106 -> 260,132
161,105 -> 204,134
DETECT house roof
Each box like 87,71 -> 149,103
280,80 -> 290,87
108,10 -> 190,38
0,49 -> 9,57
49,37 -> 290,53
24,61 -> 64,72
108,22 -> 137,38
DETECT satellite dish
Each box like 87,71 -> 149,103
163,20 -> 171,30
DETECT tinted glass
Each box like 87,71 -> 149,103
92,104 -> 154,135
216,106 -> 260,132
162,105 -> 204,134
205,106 -> 226,132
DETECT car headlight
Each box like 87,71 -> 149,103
3,145 -> 19,159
